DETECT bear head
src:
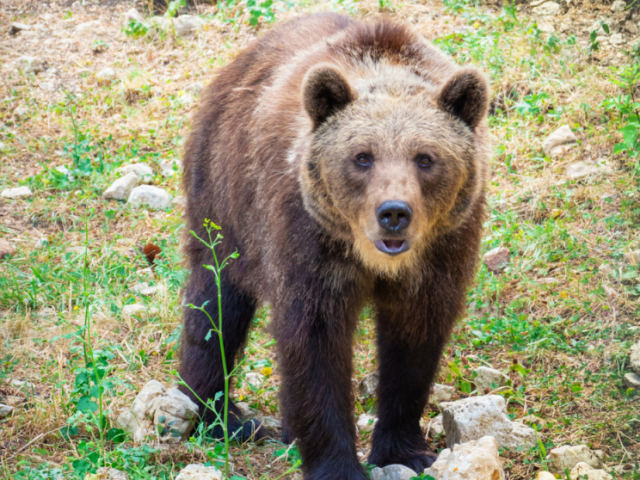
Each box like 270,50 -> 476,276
300,63 -> 489,278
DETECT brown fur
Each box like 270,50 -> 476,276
179,13 -> 490,480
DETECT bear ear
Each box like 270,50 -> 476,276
303,65 -> 355,130
437,68 -> 489,130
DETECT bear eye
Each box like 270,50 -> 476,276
355,152 -> 373,167
416,153 -> 433,168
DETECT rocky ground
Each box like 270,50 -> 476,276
1,0 -> 639,479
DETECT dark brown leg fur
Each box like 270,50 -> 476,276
179,267 -> 265,441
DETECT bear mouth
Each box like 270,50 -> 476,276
375,239 -> 410,256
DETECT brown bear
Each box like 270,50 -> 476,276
179,12 -> 490,480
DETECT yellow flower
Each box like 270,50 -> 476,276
261,367 -> 273,377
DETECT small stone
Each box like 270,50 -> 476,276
160,158 -> 181,177
429,383 -> 455,406
370,464 -> 417,480
359,371 -> 379,401
185,82 -> 205,95
543,125 -> 577,158
441,395 -> 536,450
130,282 -> 157,296
425,436 -> 505,480
10,379 -> 34,389
623,251 -> 640,265
566,159 -> 611,180
125,7 -> 144,23
625,20 -> 639,34
1,186 -> 33,199
178,93 -> 195,106
236,401 -> 257,418
521,414 -> 545,427
122,304 -> 159,318
128,186 -> 172,209
537,19 -> 556,32
14,105 -> 29,117
0,403 -> 14,418
570,463 -> 612,480
93,467 -> 129,480
425,414 -> 444,437
245,372 -> 264,389
56,165 -> 71,176
483,247 -> 510,273
67,246 -> 88,255
75,20 -> 101,35
630,341 -> 640,374
173,15 -> 202,37
611,0 -> 626,12
609,33 -> 624,45
0,239 -> 16,259
357,413 -> 378,432
535,473 -> 556,480
474,367 -> 510,392
9,23 -> 31,35
533,2 -> 561,16
97,68 -> 116,80
258,416 -> 282,429
103,173 -> 139,201
118,163 -> 153,183
547,445 -> 603,474
598,263 -> 614,275
174,195 -> 187,208
152,388 -> 199,443
16,56 -> 46,74
175,464 -> 222,480
623,372 -> 640,389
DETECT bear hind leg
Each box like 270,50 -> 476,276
179,270 -> 264,442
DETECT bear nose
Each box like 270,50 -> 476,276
377,201 -> 413,233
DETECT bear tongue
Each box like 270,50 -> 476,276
383,239 -> 404,250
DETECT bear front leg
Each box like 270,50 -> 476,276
368,306 -> 450,472
275,297 -> 366,480
179,268 -> 264,441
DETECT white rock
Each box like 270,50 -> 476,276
152,388 -> 199,443
424,436 -> 505,480
533,2 -> 561,16
0,239 -> 15,258
125,7 -> 144,23
0,403 -> 14,418
537,19 -> 555,33
357,413 -> 378,432
67,246 -> 88,255
122,304 -> 159,318
430,384 -> 455,406
93,467 -> 129,480
56,165 -> 71,176
174,195 -> 187,208
611,0 -> 626,12
474,367 -> 510,392
245,372 -> 263,389
174,15 -> 202,37
75,20 -> 101,35
483,247 -> 510,273
118,163 -> 153,183
175,464 -> 222,480
609,33 -> 624,45
14,105 -> 29,117
258,416 -> 282,429
566,159 -> 611,180
185,82 -> 205,95
547,445 -> 603,474
370,464 -> 417,480
236,401 -> 257,418
535,473 -> 556,480
570,462 -> 612,480
9,23 -> 31,35
35,237 -> 49,249
441,395 -> 536,450
117,380 -> 199,444
17,56 -> 46,74
103,173 -> 139,201
543,125 -> 577,158
1,186 -> 33,199
359,372 -> 379,400
630,341 -> 640,374
97,68 -> 116,80
40,82 -> 55,91
425,414 -> 444,437
178,93 -> 195,106
128,186 -> 172,209
160,158 -> 181,177
130,282 -> 157,296
623,372 -> 640,389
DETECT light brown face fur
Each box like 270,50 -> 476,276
301,64 -> 488,278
